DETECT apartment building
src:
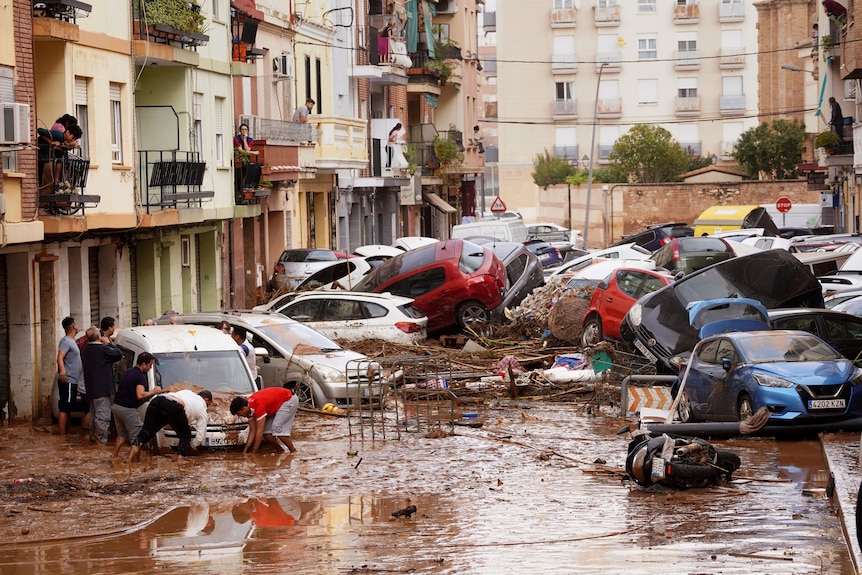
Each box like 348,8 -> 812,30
493,0 -> 760,235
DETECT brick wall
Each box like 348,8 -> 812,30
14,0 -> 37,219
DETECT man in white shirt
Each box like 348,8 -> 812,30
128,389 -> 212,462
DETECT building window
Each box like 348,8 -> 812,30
677,32 -> 697,53
722,75 -> 743,96
678,77 -> 697,98
554,0 -> 574,8
214,97 -> 224,167
74,77 -> 89,159
193,93 -> 203,156
556,81 -> 574,100
599,126 -> 620,160
597,0 -> 618,7
554,126 -> 577,160
109,83 -> 123,164
638,79 -> 658,104
212,0 -> 220,21
638,37 -> 657,60
0,66 -> 16,172
638,0 -> 656,13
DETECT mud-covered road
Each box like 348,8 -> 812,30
0,402 -> 855,574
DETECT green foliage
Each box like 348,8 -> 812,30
428,59 -> 454,86
134,0 -> 207,34
814,130 -> 841,149
531,150 -> 576,188
233,147 -> 250,165
402,144 -> 418,175
433,136 -> 464,182
732,119 -> 805,180
607,125 -> 691,183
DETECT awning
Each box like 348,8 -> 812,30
231,0 -> 264,20
424,193 -> 457,213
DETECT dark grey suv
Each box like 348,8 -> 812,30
611,223 -> 693,253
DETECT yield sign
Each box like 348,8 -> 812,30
489,196 -> 507,213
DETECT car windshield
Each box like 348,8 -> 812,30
459,241 -> 486,273
153,351 -> 256,393
741,333 -> 842,363
353,245 -> 437,292
256,322 -> 344,354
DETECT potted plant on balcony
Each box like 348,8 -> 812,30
234,147 -> 251,167
433,135 -> 464,183
133,0 -> 208,42
815,130 -> 841,154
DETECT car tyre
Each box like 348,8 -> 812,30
456,301 -> 489,329
737,394 -> 754,421
581,316 -> 603,347
677,395 -> 694,423
289,382 -> 315,408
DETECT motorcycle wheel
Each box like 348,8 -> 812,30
713,450 -> 741,479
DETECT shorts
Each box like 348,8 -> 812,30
264,394 -> 299,437
112,403 -> 142,441
58,381 -> 78,414
78,392 -> 90,413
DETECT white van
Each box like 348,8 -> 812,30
114,325 -> 258,449
451,219 -> 528,243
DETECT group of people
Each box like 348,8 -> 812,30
56,315 -> 299,461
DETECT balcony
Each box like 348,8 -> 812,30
482,58 -> 497,76
552,98 -> 577,118
483,11 -> 496,31
674,50 -> 701,70
720,140 -> 736,159
594,6 -> 620,26
673,3 -> 699,23
407,123 -> 441,178
597,97 -> 622,118
551,53 -> 578,74
407,52 -> 443,92
551,8 -> 576,28
484,101 -> 498,119
230,8 -> 265,77
675,96 -> 701,116
554,145 -> 579,161
32,0 -> 92,42
719,94 -> 745,114
719,2 -> 744,22
249,138 -> 316,183
719,48 -> 745,69
315,116 -> 368,170
596,51 -> 621,71
38,152 -> 100,216
137,150 -> 213,213
680,141 -> 702,157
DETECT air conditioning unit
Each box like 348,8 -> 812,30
435,0 -> 457,14
0,103 -> 30,146
273,54 -> 293,78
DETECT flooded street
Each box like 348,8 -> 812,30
0,402 -> 855,574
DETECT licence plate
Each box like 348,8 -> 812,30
634,339 -> 659,364
205,436 -> 232,446
539,253 -> 551,261
809,399 -> 846,410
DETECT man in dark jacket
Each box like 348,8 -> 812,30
830,97 -> 844,138
81,326 -> 123,444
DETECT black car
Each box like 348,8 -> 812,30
620,249 -> 825,373
768,308 -> 862,367
471,239 -> 544,321
611,223 -> 693,253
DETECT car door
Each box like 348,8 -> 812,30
307,296 -> 367,341
600,270 -> 642,339
686,338 -> 736,421
385,266 -> 450,330
820,314 -> 862,366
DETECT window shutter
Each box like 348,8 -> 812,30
75,77 -> 88,105
0,66 -> 13,102
109,83 -> 121,101
193,93 -> 202,120
214,98 -> 223,133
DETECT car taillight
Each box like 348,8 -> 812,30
660,238 -> 671,246
275,263 -> 285,274
395,321 -> 422,333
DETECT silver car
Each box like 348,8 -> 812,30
168,311 -> 382,408
470,239 -> 544,321
270,249 -> 349,291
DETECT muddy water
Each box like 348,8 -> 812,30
0,403 -> 855,574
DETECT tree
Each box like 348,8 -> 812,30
607,125 -> 691,183
531,149 -> 576,188
732,119 -> 805,180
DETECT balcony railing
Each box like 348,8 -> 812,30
597,97 -> 622,117
483,59 -> 497,75
38,151 -> 99,216
483,11 -> 496,30
720,140 -> 736,158
675,96 -> 701,115
674,50 -> 701,69
33,0 -> 92,22
596,51 -> 621,70
243,117 -> 317,144
133,21 -> 209,49
551,53 -> 578,73
719,94 -> 745,114
719,48 -> 745,69
673,3 -> 699,22
407,123 -> 441,177
485,101 -> 498,119
719,2 -> 744,22
595,6 -> 620,25
598,144 -> 614,160
554,145 -> 579,161
137,150 -> 213,213
551,8 -> 576,27
680,141 -> 702,156
553,99 -> 577,117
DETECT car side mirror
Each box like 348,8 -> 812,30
674,270 -> 686,281
722,357 -> 732,372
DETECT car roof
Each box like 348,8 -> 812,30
117,325 -> 237,352
767,307 -> 848,319
288,291 -> 415,306
171,310 -> 302,328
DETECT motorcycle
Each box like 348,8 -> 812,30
622,428 -> 741,490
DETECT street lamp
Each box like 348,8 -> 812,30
581,154 -> 589,170
584,61 -> 608,249
781,63 -> 817,78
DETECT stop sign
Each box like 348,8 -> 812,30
776,197 -> 792,213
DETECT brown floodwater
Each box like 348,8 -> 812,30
0,403 -> 854,574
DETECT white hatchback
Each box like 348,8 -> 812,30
270,292 -> 428,344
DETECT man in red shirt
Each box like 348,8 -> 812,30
230,387 -> 298,454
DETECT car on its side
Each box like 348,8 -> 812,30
471,239 -> 544,321
674,330 -> 862,424
293,257 -> 373,292
650,236 -> 735,276
581,267 -> 674,347
353,244 -> 402,267
611,223 -> 693,253
268,291 -> 428,344
167,312 -> 381,408
353,239 -> 506,333
741,236 -> 796,252
270,249 -> 350,291
523,239 -> 564,268
768,308 -> 862,367
393,237 -> 439,251
620,249 -> 825,373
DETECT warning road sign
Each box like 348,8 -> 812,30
489,196 -> 507,213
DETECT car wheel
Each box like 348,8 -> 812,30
581,316 -> 603,347
737,394 -> 754,421
677,394 -> 694,423
456,301 -> 489,329
288,382 -> 315,408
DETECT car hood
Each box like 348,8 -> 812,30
749,360 -> 857,385
689,298 -> 769,339
289,347 -> 369,370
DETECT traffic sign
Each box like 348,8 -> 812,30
776,197 -> 792,213
489,196 -> 507,213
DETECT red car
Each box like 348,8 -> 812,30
353,239 -> 506,333
581,267 -> 674,346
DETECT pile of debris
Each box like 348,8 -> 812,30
504,282 -> 594,343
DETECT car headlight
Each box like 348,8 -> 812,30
628,303 -> 642,328
753,373 -> 795,388
849,368 -> 862,386
313,365 -> 347,383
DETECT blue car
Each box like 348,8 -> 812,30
675,330 -> 862,423
523,240 -> 563,268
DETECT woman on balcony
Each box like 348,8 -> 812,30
379,18 -> 402,64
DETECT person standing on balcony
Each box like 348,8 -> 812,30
37,124 -> 82,191
829,97 -> 844,138
386,123 -> 402,168
292,99 -> 315,123
233,123 -> 259,160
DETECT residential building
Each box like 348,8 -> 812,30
494,0 -> 760,243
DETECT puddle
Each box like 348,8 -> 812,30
0,404 -> 856,574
